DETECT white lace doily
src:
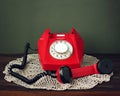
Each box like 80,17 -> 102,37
3,54 -> 112,90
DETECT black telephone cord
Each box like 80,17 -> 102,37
8,43 -> 56,84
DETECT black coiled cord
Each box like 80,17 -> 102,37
8,43 -> 56,84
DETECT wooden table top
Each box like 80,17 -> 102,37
0,54 -> 120,96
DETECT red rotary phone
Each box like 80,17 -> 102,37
38,28 -> 112,83
9,28 -> 112,84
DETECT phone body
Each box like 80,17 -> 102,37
38,28 -> 84,71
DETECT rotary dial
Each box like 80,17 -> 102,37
49,40 -> 73,60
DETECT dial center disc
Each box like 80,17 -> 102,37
55,43 -> 68,53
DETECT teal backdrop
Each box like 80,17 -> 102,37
0,0 -> 120,54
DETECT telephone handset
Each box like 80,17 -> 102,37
9,28 -> 112,84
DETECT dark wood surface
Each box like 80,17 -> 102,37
0,54 -> 120,96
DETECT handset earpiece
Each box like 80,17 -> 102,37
97,59 -> 113,74
56,66 -> 72,83
56,59 -> 113,83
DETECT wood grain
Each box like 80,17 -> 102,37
0,54 -> 120,95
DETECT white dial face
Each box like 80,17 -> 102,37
49,40 -> 73,60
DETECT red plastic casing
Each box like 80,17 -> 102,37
56,63 -> 99,83
38,28 -> 84,71
71,63 -> 99,79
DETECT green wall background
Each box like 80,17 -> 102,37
0,0 -> 120,54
